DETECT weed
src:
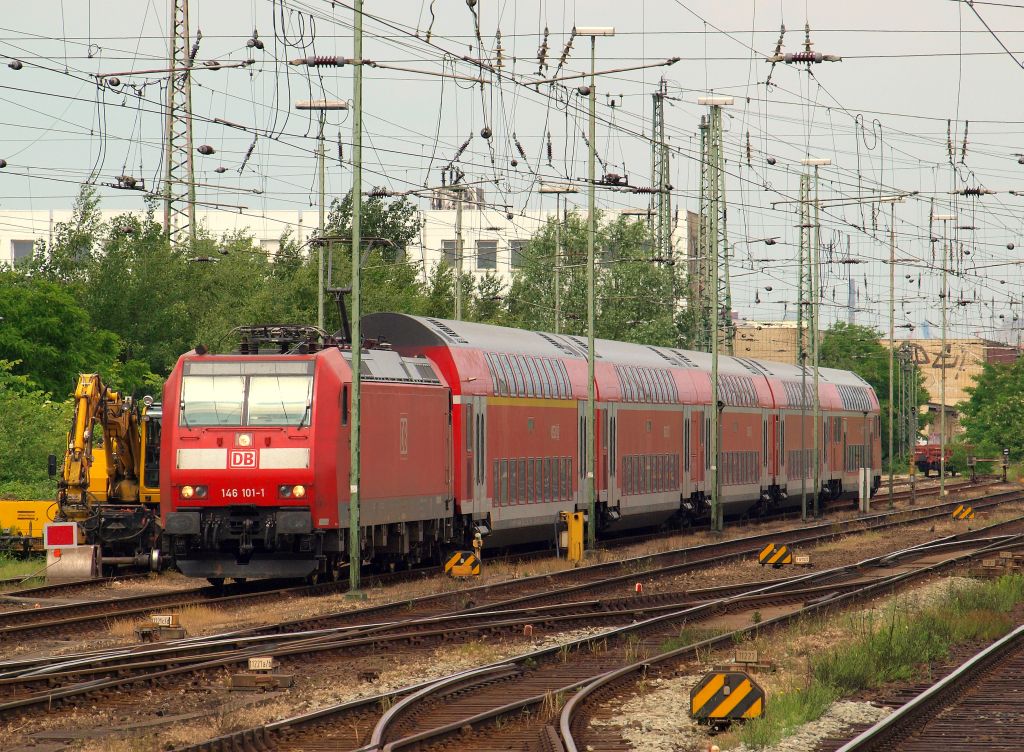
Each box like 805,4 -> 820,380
752,610 -> 763,624
733,575 -> 1024,749
540,689 -> 566,719
737,679 -> 839,748
658,625 -> 723,654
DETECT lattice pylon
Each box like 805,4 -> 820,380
163,0 -> 196,245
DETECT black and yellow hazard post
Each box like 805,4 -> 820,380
444,549 -> 481,578
758,543 -> 793,568
690,671 -> 765,727
559,511 -> 585,564
952,504 -> 975,521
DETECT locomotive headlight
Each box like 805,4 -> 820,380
279,484 -> 306,499
279,484 -> 292,498
292,485 -> 306,499
236,432 -> 253,447
194,485 -> 208,498
181,485 -> 195,499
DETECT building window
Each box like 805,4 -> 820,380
510,239 -> 527,269
11,239 -> 34,263
477,239 -> 497,270
259,239 -> 280,255
442,239 -> 457,265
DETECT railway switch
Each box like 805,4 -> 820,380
690,670 -> 765,725
758,543 -> 793,568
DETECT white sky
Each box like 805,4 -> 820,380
4,0 -> 1024,341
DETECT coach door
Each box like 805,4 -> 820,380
690,408 -> 704,489
606,404 -> 618,504
463,397 -> 488,517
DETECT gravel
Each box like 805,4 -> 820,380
592,676 -> 891,752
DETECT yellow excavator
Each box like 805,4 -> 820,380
50,373 -> 163,570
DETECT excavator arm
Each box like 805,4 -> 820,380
57,374 -> 142,517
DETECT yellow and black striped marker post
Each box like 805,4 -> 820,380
444,551 -> 481,577
952,504 -> 975,521
690,671 -> 765,724
758,543 -> 793,568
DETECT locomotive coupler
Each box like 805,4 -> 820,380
238,519 -> 254,556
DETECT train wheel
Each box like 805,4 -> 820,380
207,577 -> 225,588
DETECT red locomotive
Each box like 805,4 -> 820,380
161,315 -> 881,582
913,444 -> 954,477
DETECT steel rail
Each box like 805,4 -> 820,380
555,535 -> 1024,752
178,529 -> 1024,752
832,623 -> 1024,752
6,490 -> 1011,686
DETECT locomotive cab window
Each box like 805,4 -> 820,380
180,361 -> 314,427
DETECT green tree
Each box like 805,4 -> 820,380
84,210 -> 197,376
27,187 -> 103,286
0,271 -> 120,397
505,212 -> 682,344
820,322 -> 929,465
960,358 -> 1024,461
0,360 -> 73,499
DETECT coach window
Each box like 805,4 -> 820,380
525,458 -> 534,502
499,459 -> 508,504
557,361 -> 571,398
509,460 -> 518,503
509,355 -> 526,397
647,370 -> 661,402
535,458 -> 543,501
488,354 -> 508,396
498,354 -> 517,397
465,404 -> 474,452
540,358 -> 556,398
517,458 -> 527,502
526,357 -> 545,398
516,356 -> 535,397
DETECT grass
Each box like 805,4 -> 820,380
734,574 -> 1024,749
658,625 -> 726,654
0,554 -> 45,582
109,604 -> 227,638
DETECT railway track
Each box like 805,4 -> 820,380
830,624 -> 1024,752
1,485 -> 1009,664
0,479 -> 991,643
0,480 -> 997,643
0,485 -> 1011,751
175,524 -> 1024,752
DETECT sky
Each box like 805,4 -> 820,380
4,0 -> 1024,343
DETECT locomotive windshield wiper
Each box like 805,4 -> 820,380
295,402 -> 312,429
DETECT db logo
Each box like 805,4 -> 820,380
229,450 -> 258,469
